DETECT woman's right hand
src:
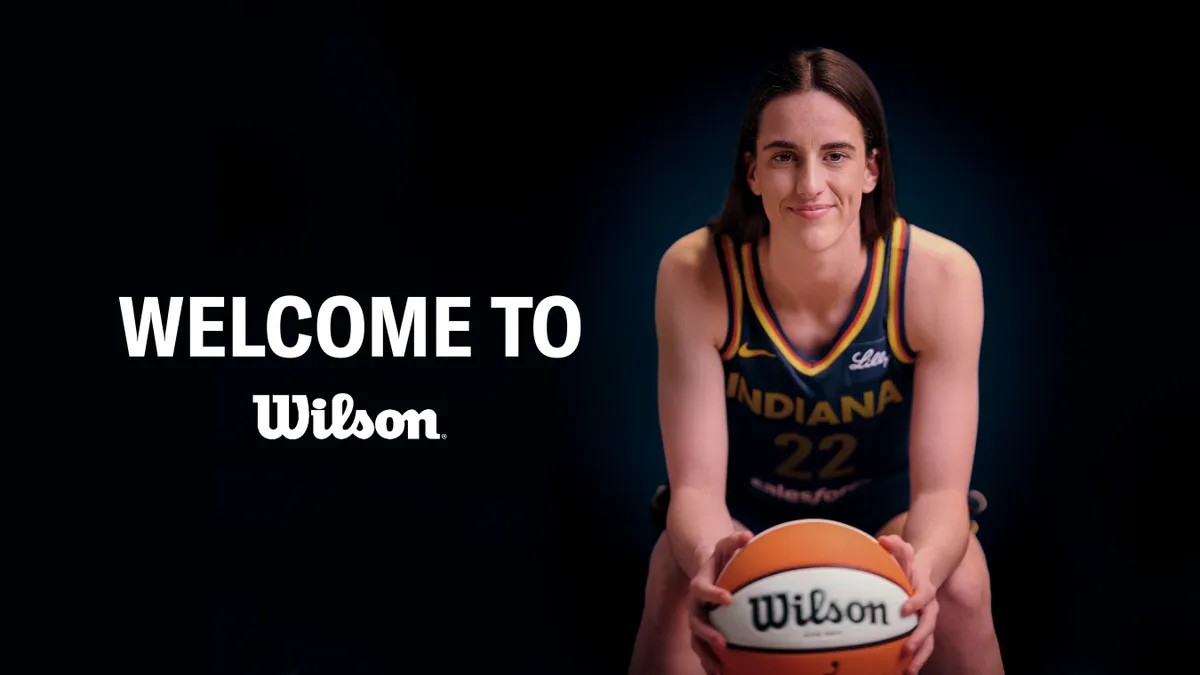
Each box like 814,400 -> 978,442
687,529 -> 753,675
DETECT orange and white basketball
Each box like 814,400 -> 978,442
709,519 -> 917,675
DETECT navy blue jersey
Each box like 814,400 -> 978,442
716,217 -> 917,526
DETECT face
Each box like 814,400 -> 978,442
746,90 -> 879,251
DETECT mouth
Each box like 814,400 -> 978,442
787,205 -> 832,219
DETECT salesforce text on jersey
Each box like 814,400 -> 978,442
118,295 -> 582,359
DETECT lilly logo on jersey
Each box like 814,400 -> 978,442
848,348 -> 889,372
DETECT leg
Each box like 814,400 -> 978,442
629,518 -> 751,675
926,535 -> 1004,675
877,513 -> 1004,675
628,531 -> 702,675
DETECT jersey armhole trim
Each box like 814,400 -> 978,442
886,218 -> 917,364
716,235 -> 744,361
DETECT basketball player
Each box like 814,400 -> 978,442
628,49 -> 1005,675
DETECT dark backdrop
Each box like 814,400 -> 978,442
103,8 -> 1194,674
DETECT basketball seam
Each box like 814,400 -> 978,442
743,518 -> 878,545
719,563 -> 912,596
719,519 -> 881,578
724,626 -> 917,654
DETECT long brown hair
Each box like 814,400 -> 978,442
708,48 -> 898,245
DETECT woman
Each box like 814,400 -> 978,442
628,48 -> 1005,675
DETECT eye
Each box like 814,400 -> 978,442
827,152 -> 848,163
771,151 -> 795,163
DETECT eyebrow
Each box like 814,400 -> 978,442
762,140 -> 858,152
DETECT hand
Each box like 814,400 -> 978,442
879,534 -> 938,674
687,530 -> 753,675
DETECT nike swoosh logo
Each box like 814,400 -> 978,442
737,342 -> 775,358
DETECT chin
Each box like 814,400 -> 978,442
782,216 -> 852,252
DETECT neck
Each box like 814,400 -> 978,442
761,226 -> 867,313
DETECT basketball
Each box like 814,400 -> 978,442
708,519 -> 918,675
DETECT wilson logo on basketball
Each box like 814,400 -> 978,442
710,520 -> 919,673
749,588 -> 891,632
711,566 -> 917,652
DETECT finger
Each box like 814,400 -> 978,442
878,535 -> 913,575
691,576 -> 733,607
715,530 -> 753,559
689,611 -> 728,650
691,634 -> 722,675
902,582 -> 937,617
907,634 -> 935,674
878,534 -> 913,562
905,599 -> 938,652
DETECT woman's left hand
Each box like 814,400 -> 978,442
879,534 -> 938,674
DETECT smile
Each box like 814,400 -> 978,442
787,205 -> 831,219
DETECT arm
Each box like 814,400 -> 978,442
655,234 -> 738,581
902,237 -> 985,590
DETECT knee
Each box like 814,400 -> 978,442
938,548 -> 993,621
640,532 -> 691,629
631,534 -> 699,675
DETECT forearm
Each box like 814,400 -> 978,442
666,485 -> 737,580
904,488 -> 971,589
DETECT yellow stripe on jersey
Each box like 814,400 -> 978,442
719,235 -> 744,361
886,217 -> 915,364
742,236 -> 886,377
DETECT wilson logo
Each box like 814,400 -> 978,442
708,566 -> 917,651
749,589 -> 890,631
252,393 -> 441,440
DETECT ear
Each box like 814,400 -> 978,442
862,147 -> 880,194
745,150 -> 761,196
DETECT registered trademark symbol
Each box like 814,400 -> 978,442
441,434 -> 447,440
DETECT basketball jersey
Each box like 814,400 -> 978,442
715,217 -> 917,518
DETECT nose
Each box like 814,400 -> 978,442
795,157 -> 824,197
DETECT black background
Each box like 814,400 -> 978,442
91,8 -> 1196,674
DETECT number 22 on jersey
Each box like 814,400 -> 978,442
773,432 -> 857,481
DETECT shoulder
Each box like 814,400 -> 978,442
905,225 -> 982,290
656,226 -> 731,349
657,226 -> 728,295
903,224 -> 984,355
